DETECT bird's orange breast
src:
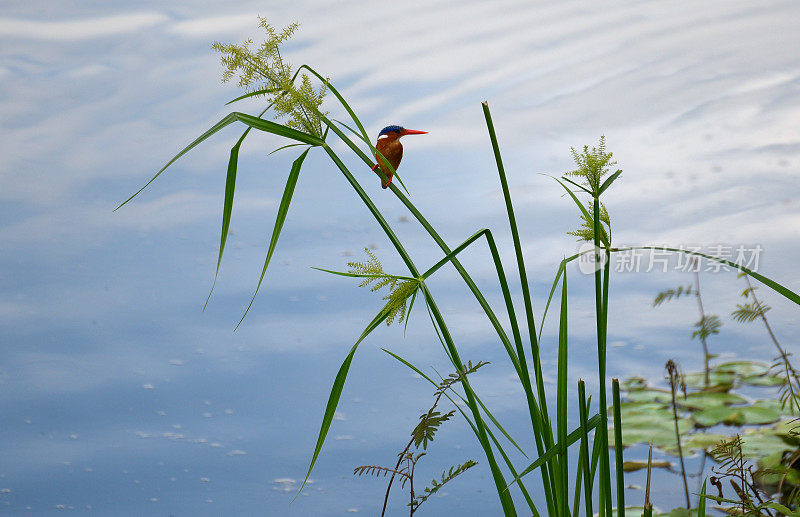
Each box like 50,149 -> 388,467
375,138 -> 403,173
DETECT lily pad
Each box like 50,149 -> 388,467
657,508 -> 699,517
740,374 -> 784,387
618,401 -> 669,415
677,391 -> 746,410
622,459 -> 671,472
714,360 -> 769,377
683,371 -> 735,389
755,451 -> 800,486
621,377 -> 648,391
774,419 -> 800,443
682,433 -> 729,451
613,411 -> 693,448
601,507 -> 652,517
626,389 -> 673,404
693,403 -> 780,427
740,429 -> 795,458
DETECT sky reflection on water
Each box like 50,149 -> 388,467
2,0 -> 800,514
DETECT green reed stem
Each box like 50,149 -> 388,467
578,380 -> 594,517
482,101 -> 556,513
612,378 -> 624,515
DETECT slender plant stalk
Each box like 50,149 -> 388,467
693,264 -> 711,387
482,102 -> 557,513
644,442 -> 653,512
666,360 -> 690,508
556,271 -> 569,516
612,378 -> 624,515
593,196 -> 613,517
578,380 -> 594,517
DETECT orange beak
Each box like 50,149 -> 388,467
399,129 -> 427,136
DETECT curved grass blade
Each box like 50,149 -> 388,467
618,246 -> 800,306
612,378 -> 624,516
115,112 -> 322,211
420,312 -> 528,460
552,176 -> 609,246
225,86 -> 281,105
556,270 -> 569,516
560,176 -> 592,195
419,284 -> 517,516
203,104 -> 275,309
697,479 -> 707,517
203,135 -> 244,310
296,304 -> 392,498
578,381 -> 594,517
299,65 -> 368,143
322,119 -> 517,514
236,148 -> 309,329
310,266 -> 415,283
598,169 -> 622,196
268,143 -> 307,156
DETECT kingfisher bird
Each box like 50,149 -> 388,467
371,125 -> 427,188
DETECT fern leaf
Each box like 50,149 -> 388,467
692,315 -> 721,341
731,301 -> 771,323
411,460 -> 478,508
653,285 -> 694,307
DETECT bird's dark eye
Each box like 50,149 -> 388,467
394,129 -> 401,134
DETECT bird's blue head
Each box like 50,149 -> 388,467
378,125 -> 403,137
378,125 -> 427,138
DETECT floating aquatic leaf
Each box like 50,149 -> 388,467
693,403 -> 780,427
622,459 -> 671,472
713,360 -> 769,377
682,371 -> 735,389
773,418 -> 800,443
677,391 -> 746,411
656,508 -> 699,517
612,413 -> 692,448
620,377 -> 648,391
740,373 -> 784,387
740,428 -> 795,458
755,451 -> 800,486
626,389 -> 673,404
681,433 -> 729,451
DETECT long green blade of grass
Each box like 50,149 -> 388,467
557,270 -> 569,516
696,479 -> 706,517
612,378 -> 625,516
593,195 -> 612,517
299,65 -> 369,143
618,246 -> 800,306
203,132 -> 245,310
115,112 -> 323,211
578,380 -> 594,517
483,102 -> 556,513
204,104 -> 273,308
297,301 -> 393,497
225,86 -> 282,105
236,148 -> 309,328
598,169 -> 623,196
553,177 -> 609,246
